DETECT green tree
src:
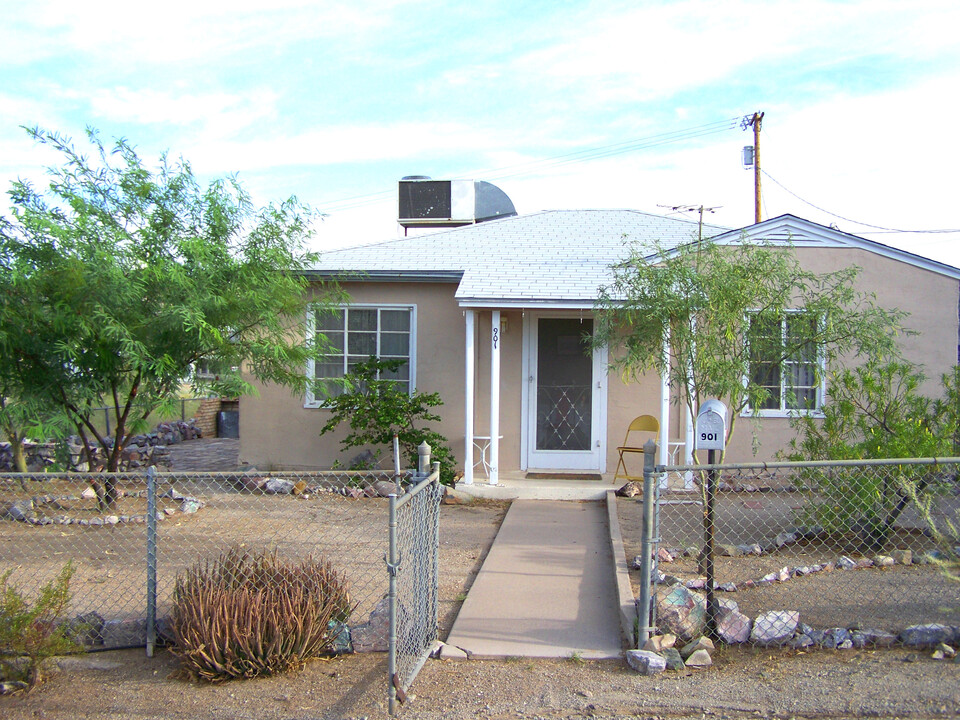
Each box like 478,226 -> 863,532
0,395 -> 68,476
595,238 -> 907,616
319,357 -> 457,485
787,360 -> 960,551
0,127 -> 341,509
594,238 -> 904,455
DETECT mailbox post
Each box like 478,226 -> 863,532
696,399 -> 727,638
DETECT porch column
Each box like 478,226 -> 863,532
659,329 -> 670,489
463,309 -> 476,484
684,320 -> 696,489
684,378 -> 695,489
489,310 -> 501,484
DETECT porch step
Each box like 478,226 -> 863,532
454,477 -> 612,500
524,471 -> 603,481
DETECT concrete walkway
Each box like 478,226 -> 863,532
445,500 -> 623,659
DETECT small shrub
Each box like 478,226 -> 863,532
788,361 -> 960,551
319,357 -> 458,485
0,562 -> 83,689
169,547 -> 353,682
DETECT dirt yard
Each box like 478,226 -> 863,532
2,471 -> 959,719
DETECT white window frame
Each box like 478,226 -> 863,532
304,303 -> 417,409
742,309 -> 826,418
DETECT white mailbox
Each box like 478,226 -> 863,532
696,399 -> 727,451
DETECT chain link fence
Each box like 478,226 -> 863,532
0,467 -> 412,650
631,451 -> 960,648
388,460 -> 442,715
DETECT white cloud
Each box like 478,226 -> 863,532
1,0 -> 407,67
180,120 -> 522,175
501,1 -> 960,105
79,86 -> 280,131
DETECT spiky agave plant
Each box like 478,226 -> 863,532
169,547 -> 353,681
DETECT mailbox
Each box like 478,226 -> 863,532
696,399 -> 727,451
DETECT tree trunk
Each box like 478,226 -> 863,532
11,435 -> 28,473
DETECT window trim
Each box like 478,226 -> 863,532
742,309 -> 826,418
304,303 -> 418,409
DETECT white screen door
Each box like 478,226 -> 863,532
525,317 -> 604,471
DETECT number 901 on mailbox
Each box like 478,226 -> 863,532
695,399 -> 727,451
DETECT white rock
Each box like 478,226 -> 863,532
717,609 -> 752,644
438,643 -> 469,660
264,478 -> 295,495
750,610 -> 799,645
685,648 -> 713,667
626,649 -> 666,675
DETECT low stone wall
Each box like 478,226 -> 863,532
0,419 -> 202,472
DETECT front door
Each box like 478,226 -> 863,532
524,316 -> 605,471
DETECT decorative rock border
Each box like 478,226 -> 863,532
641,546 -> 950,596
236,475 -> 402,499
650,578 -> 960,653
631,607 -> 960,675
3,487 -> 205,526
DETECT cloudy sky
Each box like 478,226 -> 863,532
2,0 -> 959,265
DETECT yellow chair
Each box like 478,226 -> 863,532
613,415 -> 660,482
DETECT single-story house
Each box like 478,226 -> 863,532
239,189 -> 960,485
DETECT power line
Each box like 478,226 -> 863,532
761,170 -> 960,235
317,116 -> 743,214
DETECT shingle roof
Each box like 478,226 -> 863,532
310,209 -> 727,305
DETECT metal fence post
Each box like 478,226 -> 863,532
431,460 -> 441,648
146,466 -> 158,657
417,441 -> 431,478
704,449 -> 718,639
393,433 -> 401,479
387,491 -> 399,715
637,439 -> 658,646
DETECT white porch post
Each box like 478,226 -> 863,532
659,329 -> 670,489
463,310 -> 475,484
489,310 -> 501,485
684,376 -> 696,489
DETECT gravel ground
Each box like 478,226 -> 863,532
2,490 -> 958,720
3,636 -> 958,719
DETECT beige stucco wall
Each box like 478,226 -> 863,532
239,281 -> 466,470
240,246 -> 958,471
723,246 -> 959,462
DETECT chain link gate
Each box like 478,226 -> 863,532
387,451 -> 442,715
635,444 -> 960,648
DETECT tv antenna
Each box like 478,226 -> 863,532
658,204 -> 721,241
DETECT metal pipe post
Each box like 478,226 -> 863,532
636,439 -> 658,646
704,449 -> 717,638
393,433 -> 401,480
417,441 -> 431,479
387,493 -> 399,715
146,466 -> 158,657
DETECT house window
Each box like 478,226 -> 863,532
306,305 -> 415,407
747,311 -> 822,414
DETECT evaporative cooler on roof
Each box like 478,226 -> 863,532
398,177 -> 517,229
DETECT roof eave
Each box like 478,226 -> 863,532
302,269 -> 464,283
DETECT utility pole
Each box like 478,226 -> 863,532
742,112 -> 764,223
